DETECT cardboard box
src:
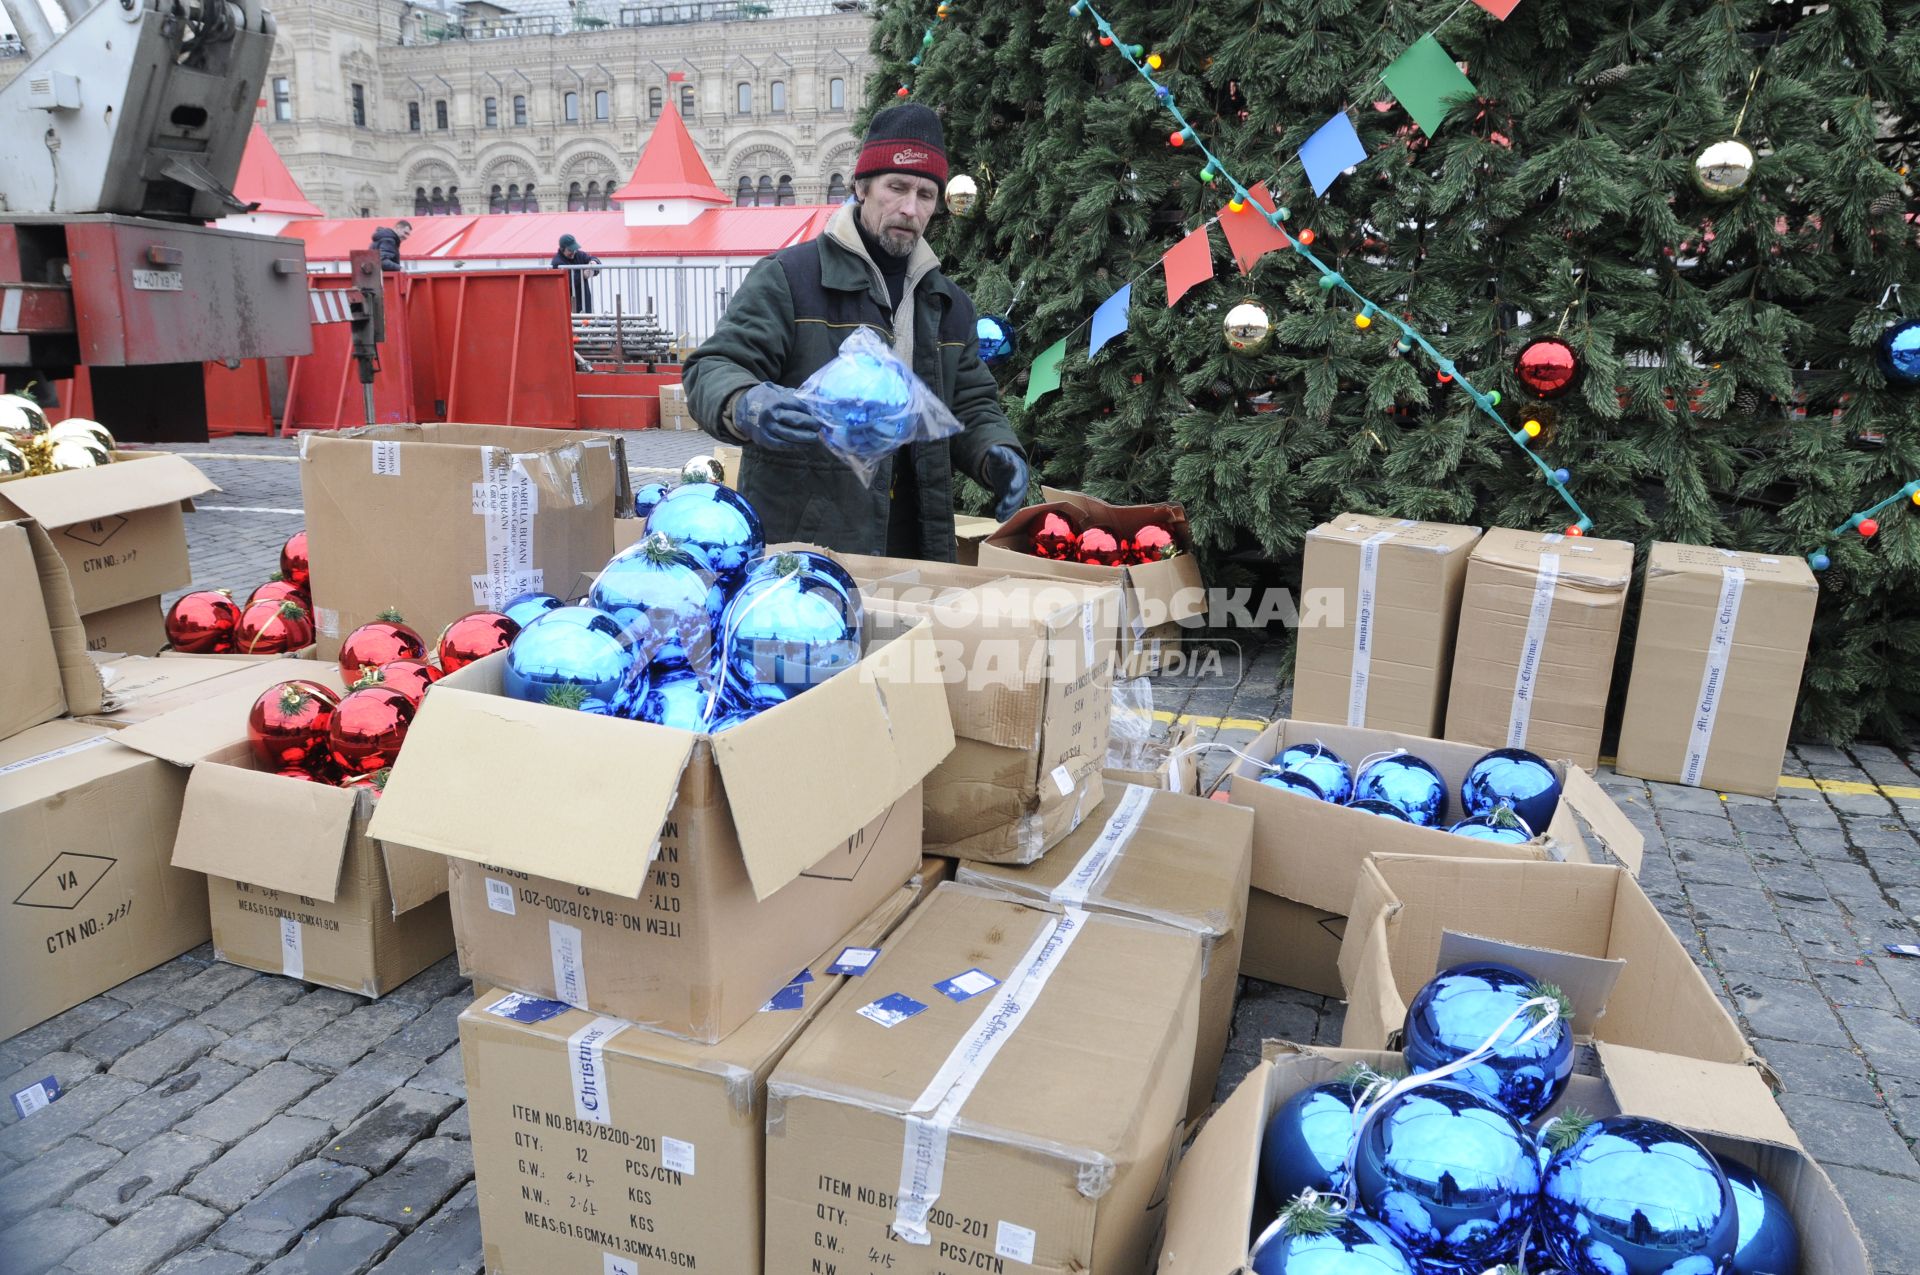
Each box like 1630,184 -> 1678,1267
0,452 -> 216,618
1337,854 -> 1762,1074
80,653 -> 304,728
977,487 -> 1207,678
1158,1042 -> 1869,1275
765,883 -> 1202,1274
0,520 -> 104,741
1615,543 -> 1819,797
1239,889 -> 1344,998
1104,722 -> 1202,794
956,784 -> 1252,1119
1291,513 -> 1481,737
78,595 -> 169,657
953,513 -> 999,566
297,424 -> 629,658
460,881 -> 925,1275
368,616 -> 954,1042
712,443 -> 741,489
0,720 -> 208,1039
113,670 -> 453,996
1226,718 -> 1643,917
1443,528 -> 1636,770
657,380 -> 700,431
854,559 -> 1119,863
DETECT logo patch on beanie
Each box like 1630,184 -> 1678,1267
891,146 -> 932,166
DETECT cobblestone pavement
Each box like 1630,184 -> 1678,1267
1,433 -> 1909,1273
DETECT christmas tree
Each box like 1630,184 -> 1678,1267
875,0 -> 1920,742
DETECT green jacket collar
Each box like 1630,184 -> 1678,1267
821,202 -> 940,309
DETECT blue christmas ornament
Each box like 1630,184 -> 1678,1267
502,591 -> 563,630
1260,770 -> 1329,800
1250,1209 -> 1417,1275
1350,798 -> 1414,822
589,532 -> 724,674
1351,754 -> 1448,827
1351,1081 -> 1540,1271
1460,748 -> 1561,834
742,550 -> 863,627
1276,743 -> 1352,804
1401,962 -> 1573,1122
645,481 -> 765,585
1260,1076 -> 1374,1204
1448,814 -> 1534,844
814,347 -> 917,466
719,552 -> 864,710
1718,1157 -> 1800,1275
1539,1116 -> 1737,1275
503,606 -> 646,716
976,314 -> 1018,367
632,667 -> 719,732
633,481 -> 672,520
1875,318 -> 1920,389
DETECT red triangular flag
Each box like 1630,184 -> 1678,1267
1217,181 -> 1292,274
1162,226 -> 1214,306
1472,0 -> 1521,17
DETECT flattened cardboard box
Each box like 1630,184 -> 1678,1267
1444,527 -> 1636,770
765,883 -> 1202,1275
78,595 -> 168,658
114,669 -> 452,997
0,451 -> 215,617
460,881 -> 925,1275
1225,718 -> 1643,917
81,652 -> 300,727
369,616 -> 954,1042
1615,542 -> 1819,797
0,519 -> 104,741
1157,1043 -> 1868,1275
1292,513 -> 1481,737
956,784 -> 1252,1120
0,720 -> 207,1039
298,423 -> 629,658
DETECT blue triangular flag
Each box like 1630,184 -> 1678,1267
1089,284 -> 1132,358
1301,113 -> 1368,196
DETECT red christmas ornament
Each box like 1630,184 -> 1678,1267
165,591 -> 242,654
355,658 -> 440,705
236,600 -> 315,654
438,610 -> 520,673
327,686 -> 416,775
1031,509 -> 1083,560
338,614 -> 427,677
1131,523 -> 1177,563
280,530 -> 310,588
1514,336 -> 1582,401
1859,518 -> 1880,537
1565,525 -> 1585,538
1077,526 -> 1127,567
246,578 -> 307,610
247,680 -> 339,770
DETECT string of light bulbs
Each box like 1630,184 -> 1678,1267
1807,480 -> 1920,571
894,1 -> 957,99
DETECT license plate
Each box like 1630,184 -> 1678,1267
131,269 -> 183,292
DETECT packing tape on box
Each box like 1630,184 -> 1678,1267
1049,783 -> 1153,908
1506,551 -> 1561,748
0,734 -> 111,776
1682,565 -> 1746,787
892,906 -> 1089,1245
566,1014 -> 629,1125
279,918 -> 305,981
1346,520 -> 1418,726
472,447 -> 544,610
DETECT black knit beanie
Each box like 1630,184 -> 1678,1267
853,104 -> 949,185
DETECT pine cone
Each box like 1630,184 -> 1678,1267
1870,191 -> 1904,215
1587,64 -> 1634,87
1734,388 -> 1762,416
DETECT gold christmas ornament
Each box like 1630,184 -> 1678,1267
0,434 -> 29,480
681,454 -> 725,486
945,174 -> 980,217
47,417 -> 115,455
0,394 -> 49,437
1223,301 -> 1273,355
46,435 -> 111,471
1692,139 -> 1755,200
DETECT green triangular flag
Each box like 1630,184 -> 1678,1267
1381,34 -> 1476,137
1025,337 -> 1067,407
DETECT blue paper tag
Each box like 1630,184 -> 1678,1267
828,947 -> 881,977
856,993 -> 928,1029
10,1077 -> 61,1119
1888,944 -> 1920,959
761,982 -> 807,1012
788,968 -> 815,985
933,968 -> 1001,1002
486,993 -> 572,1024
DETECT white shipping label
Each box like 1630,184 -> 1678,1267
661,1136 -> 696,1175
279,918 -> 304,982
1050,764 -> 1076,798
371,441 -> 402,476
1346,521 -> 1417,726
315,607 -> 340,639
570,471 -> 585,505
567,1016 -> 627,1124
485,878 -> 516,915
1682,566 -> 1746,787
472,452 -> 542,610
549,920 -> 588,1008
995,1221 -> 1037,1265
1506,552 -> 1561,748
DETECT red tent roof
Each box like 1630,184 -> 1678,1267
235,125 -> 322,218
283,207 -> 836,262
611,93 -> 728,205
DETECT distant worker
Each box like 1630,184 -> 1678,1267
372,220 -> 412,272
553,234 -> 602,313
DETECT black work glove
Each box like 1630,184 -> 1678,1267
980,445 -> 1031,522
733,382 -> 825,449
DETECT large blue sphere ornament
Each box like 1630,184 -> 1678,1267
719,552 -> 864,709
1402,962 -> 1573,1122
1250,1211 -> 1416,1275
1875,318 -> 1920,389
1351,1082 -> 1541,1271
589,533 -> 724,674
503,606 -> 646,715
1539,1116 -> 1737,1275
1351,754 -> 1448,827
1260,770 -> 1329,800
814,348 -> 917,464
1276,743 -> 1353,804
1349,799 -> 1413,822
633,481 -> 672,520
976,314 -> 1018,368
1460,748 -> 1561,834
502,591 -> 564,629
742,550 -> 863,627
1718,1158 -> 1800,1275
1447,815 -> 1533,844
1260,1077 -> 1373,1204
632,667 -> 719,732
645,481 -> 765,584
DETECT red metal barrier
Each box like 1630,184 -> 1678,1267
405,272 -> 578,428
283,273 -> 417,431
44,364 -> 274,436
575,366 -> 680,430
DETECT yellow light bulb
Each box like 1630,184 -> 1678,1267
1355,314 -> 1372,330
1146,52 -> 1163,70
1229,198 -> 1246,212
1524,419 -> 1542,438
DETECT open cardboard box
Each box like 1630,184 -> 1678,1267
1159,1042 -> 1868,1275
81,652 -> 308,727
368,613 -> 954,1042
113,667 -> 453,997
0,518 -> 105,741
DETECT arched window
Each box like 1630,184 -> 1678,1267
506,183 -> 520,213
414,187 -> 430,216
447,185 -> 461,214
679,85 -> 695,116
736,176 -> 755,207
736,82 -> 752,115
568,181 -> 585,212
513,95 -> 528,125
489,184 -> 505,214
485,96 -> 498,127
521,186 -> 538,213
756,175 -> 774,204
770,81 -> 786,114
588,181 -> 604,210
648,87 -> 662,118
564,91 -> 580,123
826,173 -> 848,202
829,77 -> 844,111
594,89 -> 610,121
775,175 -> 795,206
427,186 -> 443,215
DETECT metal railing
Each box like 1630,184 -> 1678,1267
401,0 -> 868,43
557,261 -> 758,357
